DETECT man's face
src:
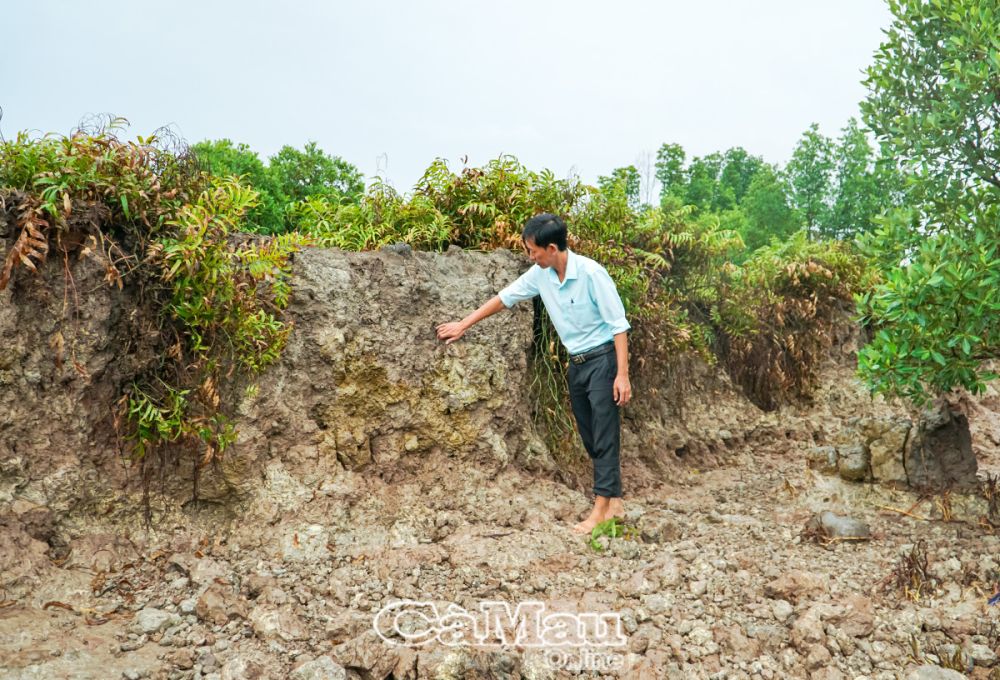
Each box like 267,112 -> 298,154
523,237 -> 558,268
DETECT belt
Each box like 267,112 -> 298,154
569,341 -> 615,365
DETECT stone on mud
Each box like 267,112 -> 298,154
764,570 -> 825,605
134,607 -> 180,635
835,443 -> 870,482
806,446 -> 838,474
249,604 -> 308,642
905,666 -> 967,680
806,511 -> 871,540
195,585 -> 247,626
291,655 -> 347,680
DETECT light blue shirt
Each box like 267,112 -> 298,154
498,249 -> 631,355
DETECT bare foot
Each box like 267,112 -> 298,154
603,497 -> 625,522
572,497 -> 609,534
572,513 -> 602,534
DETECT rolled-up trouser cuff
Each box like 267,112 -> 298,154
593,462 -> 623,498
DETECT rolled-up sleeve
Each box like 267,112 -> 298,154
498,266 -> 540,308
591,267 -> 631,334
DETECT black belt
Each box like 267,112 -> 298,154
569,341 -> 615,365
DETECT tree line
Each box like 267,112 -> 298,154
196,117 -> 904,260
597,118 -> 905,257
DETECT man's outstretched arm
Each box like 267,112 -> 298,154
435,295 -> 506,345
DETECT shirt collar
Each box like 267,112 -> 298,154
549,248 -> 578,286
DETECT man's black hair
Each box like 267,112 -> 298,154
522,213 -> 568,251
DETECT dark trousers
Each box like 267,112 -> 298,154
567,346 -> 623,498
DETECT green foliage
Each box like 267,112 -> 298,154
857,0 -> 1000,404
158,177 -> 296,372
416,156 -> 587,249
0,117 -> 192,231
861,0 -> 1000,208
655,143 -> 686,199
191,139 -> 286,233
294,155 -> 588,253
718,147 -> 764,207
714,231 -> 877,408
828,118 -> 900,240
268,141 -> 364,206
738,165 -> 800,253
684,152 -> 725,211
649,126 -> 899,256
588,516 -> 639,552
288,181 -> 453,251
779,120 -> 905,243
857,201 -> 1000,404
785,123 -> 835,237
597,165 -> 641,210
191,139 -> 364,235
126,382 -> 198,461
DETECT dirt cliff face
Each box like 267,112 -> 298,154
0,214 -> 155,519
0,242 -> 550,517
224,245 -> 551,508
230,245 -> 776,513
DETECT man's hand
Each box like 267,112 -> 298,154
613,373 -> 632,406
436,321 -> 467,345
436,297 -> 506,345
611,331 -> 630,405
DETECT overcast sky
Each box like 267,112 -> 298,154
1,1 -> 892,193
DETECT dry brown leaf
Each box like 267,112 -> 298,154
49,331 -> 65,369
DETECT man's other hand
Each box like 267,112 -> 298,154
613,374 -> 632,406
436,321 -> 466,345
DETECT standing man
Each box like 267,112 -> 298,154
435,213 -> 631,534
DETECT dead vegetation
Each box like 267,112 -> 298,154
880,539 -> 939,602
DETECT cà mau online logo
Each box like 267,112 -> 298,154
372,599 -> 628,648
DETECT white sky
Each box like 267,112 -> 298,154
1,1 -> 892,193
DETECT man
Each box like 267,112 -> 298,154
435,213 -> 631,534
